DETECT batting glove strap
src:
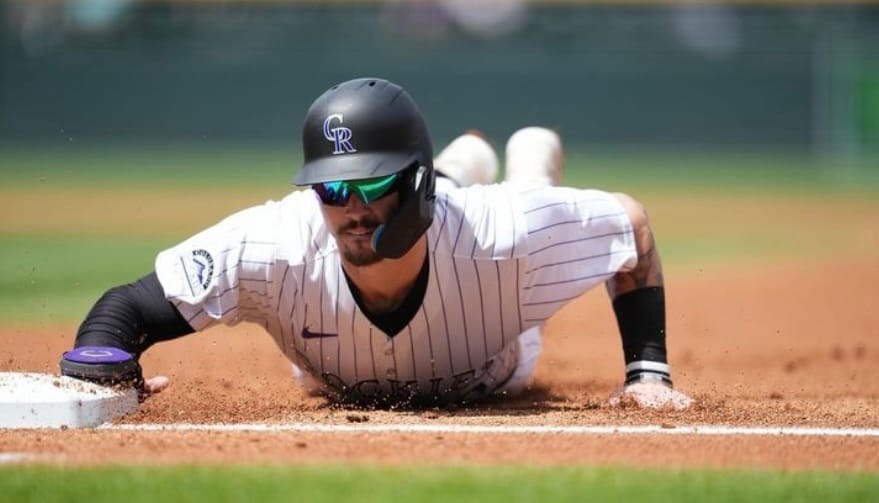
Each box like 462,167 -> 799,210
625,360 -> 673,387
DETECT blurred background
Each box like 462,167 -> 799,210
0,0 -> 877,322
2,0 -> 878,159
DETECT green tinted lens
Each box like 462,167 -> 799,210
350,174 -> 399,203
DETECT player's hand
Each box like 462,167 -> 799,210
143,375 -> 170,395
60,346 -> 166,401
608,380 -> 693,411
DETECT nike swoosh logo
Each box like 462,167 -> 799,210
301,327 -> 338,339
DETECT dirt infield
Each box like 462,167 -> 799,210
2,257 -> 878,470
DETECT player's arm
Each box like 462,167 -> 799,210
60,272 -> 193,396
606,193 -> 692,409
606,192 -> 668,381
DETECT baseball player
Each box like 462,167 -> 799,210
61,77 -> 692,410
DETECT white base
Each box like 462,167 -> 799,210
0,372 -> 139,429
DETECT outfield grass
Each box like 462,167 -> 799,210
0,464 -> 877,503
1,145 -> 877,322
0,143 -> 299,188
0,235 -> 159,321
1,143 -> 877,194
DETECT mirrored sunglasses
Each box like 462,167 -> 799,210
312,173 -> 400,207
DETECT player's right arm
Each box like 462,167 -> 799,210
60,271 -> 193,396
74,272 -> 194,353
61,192 -> 314,396
60,197 -> 294,396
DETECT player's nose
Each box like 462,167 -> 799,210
344,192 -> 370,213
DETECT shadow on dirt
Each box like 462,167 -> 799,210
321,382 -> 608,418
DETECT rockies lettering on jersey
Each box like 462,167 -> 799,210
155,183 -> 637,405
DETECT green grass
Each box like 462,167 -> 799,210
0,143 -> 298,188
1,144 -> 878,323
0,465 -> 876,503
1,143 -> 877,194
562,150 -> 879,197
0,235 -> 162,321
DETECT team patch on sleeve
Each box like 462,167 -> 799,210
182,248 -> 215,296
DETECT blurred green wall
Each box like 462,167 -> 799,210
1,1 -> 877,154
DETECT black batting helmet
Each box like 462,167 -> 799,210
293,78 -> 436,259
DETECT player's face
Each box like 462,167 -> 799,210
316,175 -> 400,267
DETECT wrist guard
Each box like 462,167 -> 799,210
625,360 -> 673,387
613,287 -> 672,386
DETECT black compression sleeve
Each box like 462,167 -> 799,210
612,286 -> 668,365
74,272 -> 194,356
612,287 -> 673,385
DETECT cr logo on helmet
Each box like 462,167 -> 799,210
323,114 -> 356,155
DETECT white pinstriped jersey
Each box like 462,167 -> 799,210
155,183 -> 637,405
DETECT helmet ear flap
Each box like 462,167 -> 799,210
371,164 -> 435,259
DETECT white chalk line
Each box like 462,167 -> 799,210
100,423 -> 879,437
0,452 -> 37,463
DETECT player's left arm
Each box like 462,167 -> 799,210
606,192 -> 693,410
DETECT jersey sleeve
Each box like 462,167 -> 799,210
517,186 -> 638,321
154,201 -> 291,331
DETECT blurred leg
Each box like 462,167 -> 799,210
494,324 -> 543,396
504,127 -> 563,187
434,131 -> 499,188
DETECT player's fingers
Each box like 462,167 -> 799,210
143,375 -> 170,395
630,382 -> 693,411
608,382 -> 694,411
645,387 -> 692,411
